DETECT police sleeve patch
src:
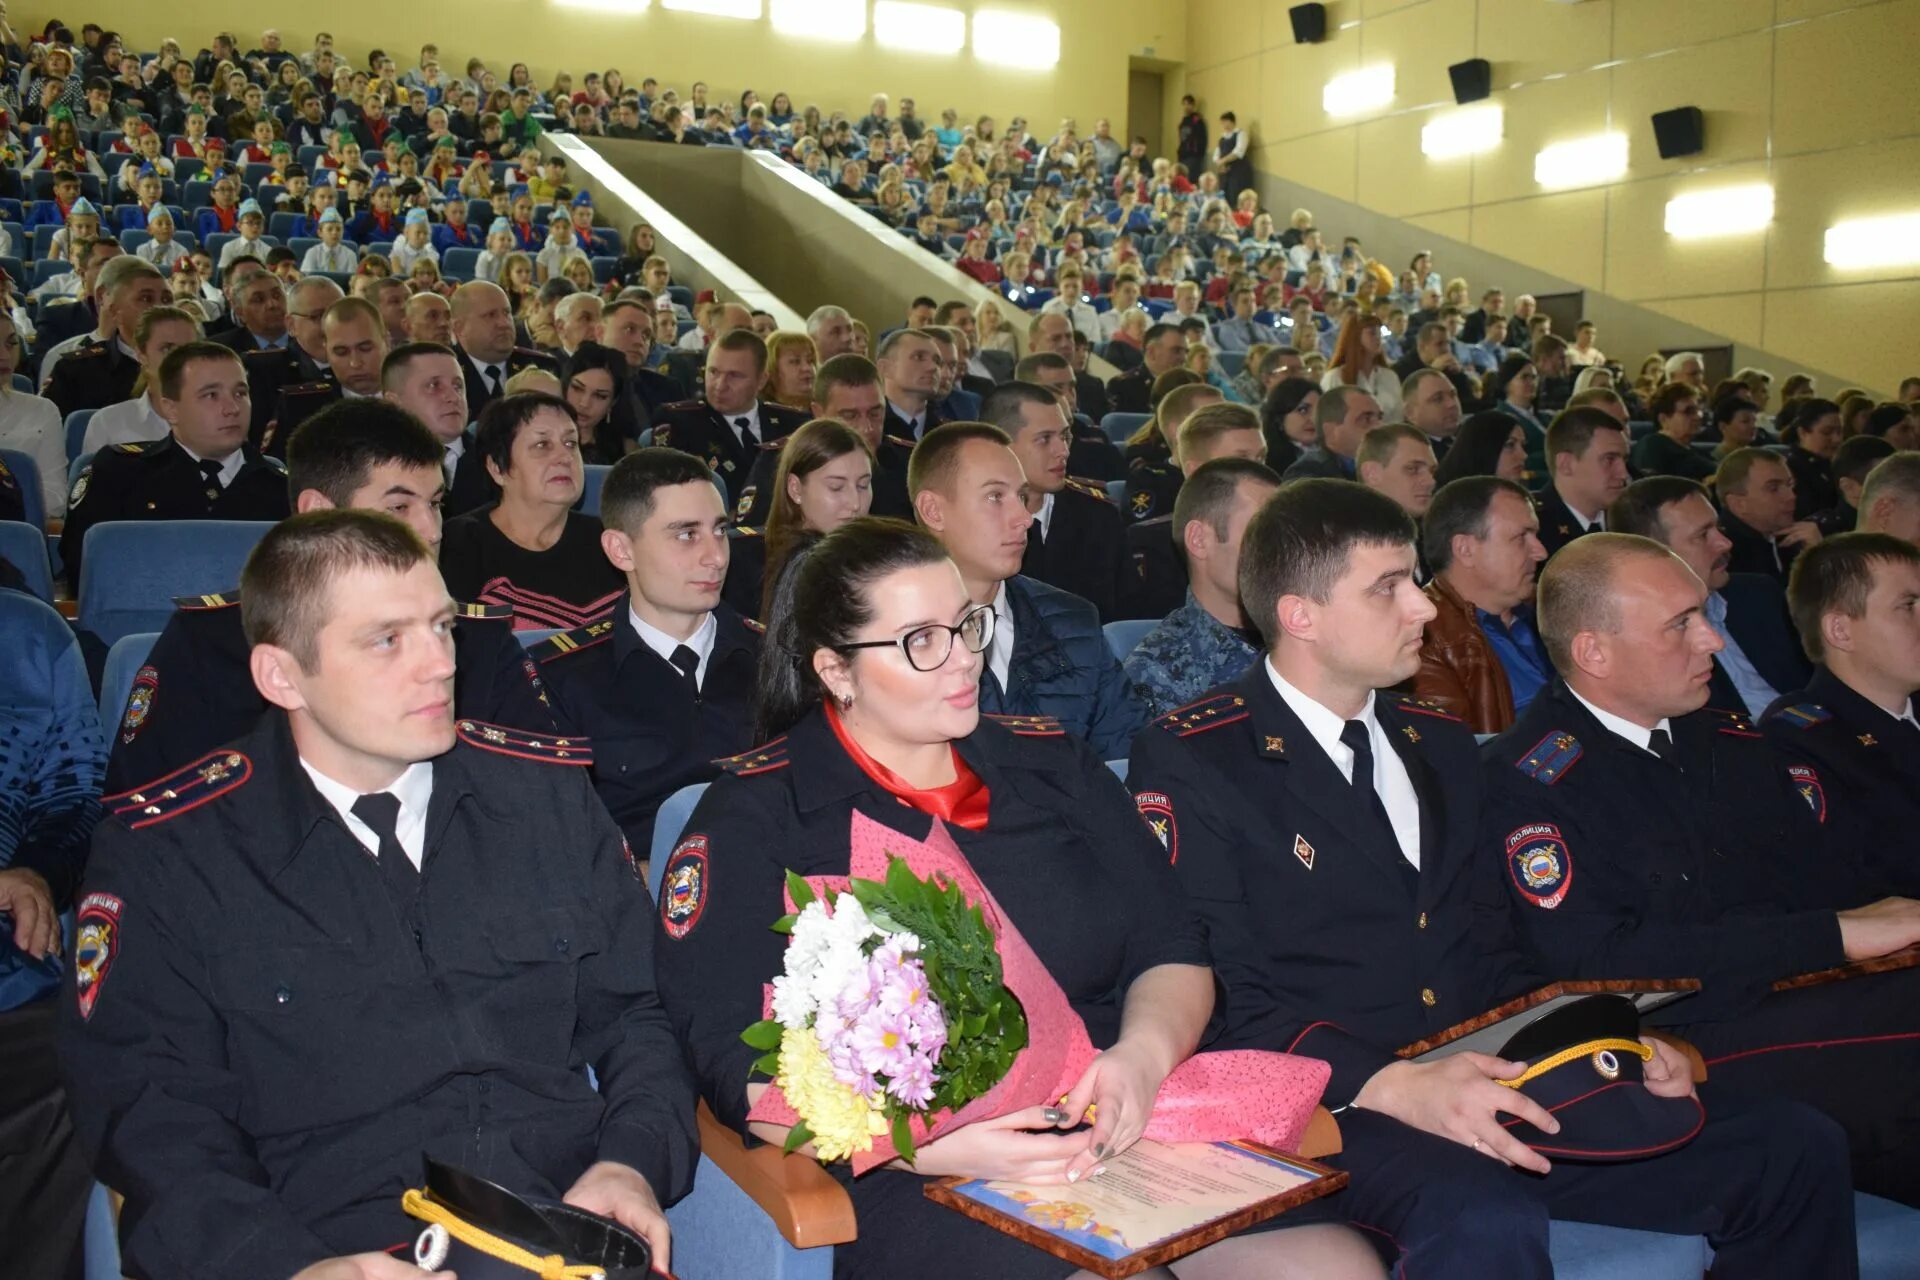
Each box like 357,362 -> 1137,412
1506,823 -> 1573,910
734,485 -> 756,520
74,892 -> 124,1020
1129,489 -> 1154,518
120,665 -> 158,744
1787,765 -> 1826,824
660,834 -> 709,939
1134,791 -> 1177,863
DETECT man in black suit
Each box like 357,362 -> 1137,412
1609,476 -> 1811,718
262,297 -> 392,456
382,340 -> 496,518
1535,407 -> 1629,557
876,327 -> 945,442
1392,321 -> 1482,416
1105,322 -> 1189,416
1027,311 -> 1108,425
206,264 -> 290,356
449,280 -> 558,419
598,298 -> 686,436
1716,448 -> 1821,585
652,328 -> 806,508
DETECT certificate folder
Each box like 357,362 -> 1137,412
1397,979 -> 1701,1061
925,1139 -> 1346,1279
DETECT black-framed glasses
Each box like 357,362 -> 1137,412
835,603 -> 995,673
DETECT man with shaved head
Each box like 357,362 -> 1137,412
448,280 -> 556,416
1483,533 -> 1920,1204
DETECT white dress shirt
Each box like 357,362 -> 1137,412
466,352 -> 507,397
442,434 -> 466,487
1031,492 -> 1056,543
724,402 -> 763,448
1568,686 -> 1671,757
299,758 -> 434,870
987,580 -> 1015,694
1265,660 -> 1422,869
630,605 -> 718,688
82,394 -> 170,454
175,438 -> 246,487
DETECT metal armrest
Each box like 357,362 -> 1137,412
695,1102 -> 858,1249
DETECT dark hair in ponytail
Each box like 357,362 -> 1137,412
753,517 -> 951,742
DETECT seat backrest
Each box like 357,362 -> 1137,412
517,627 -> 561,648
0,519 -> 54,601
1105,758 -> 1129,784
268,211 -> 299,239
65,410 -> 95,461
580,464 -> 611,517
118,228 -> 152,253
1102,618 -> 1156,663
99,631 -> 160,727
76,520 -> 276,647
0,448 -> 43,531
443,247 -> 480,281
1100,412 -> 1149,445
1103,479 -> 1125,508
648,782 -> 711,895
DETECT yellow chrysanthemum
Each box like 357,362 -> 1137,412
778,1026 -> 889,1161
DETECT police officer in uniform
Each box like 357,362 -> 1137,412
105,400 -> 556,792
1104,321 -> 1189,417
1534,407 -> 1628,558
59,509 -> 696,1280
1124,397 -> 1268,619
655,517 -> 1380,1279
43,255 -> 169,418
59,341 -> 291,590
259,297 -> 394,456
654,328 -> 806,508
983,382 -> 1132,621
1128,481 -> 1860,1277
449,280 -> 558,417
1121,381 -> 1218,527
1483,533 -> 1920,1204
1763,532 -> 1920,898
731,355 -> 914,526
534,450 -> 762,854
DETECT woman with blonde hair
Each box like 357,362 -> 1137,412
1319,312 -> 1402,419
976,301 -> 1017,355
762,331 -> 818,412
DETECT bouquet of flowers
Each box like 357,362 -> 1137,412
740,858 -> 1028,1163
745,813 -> 1331,1175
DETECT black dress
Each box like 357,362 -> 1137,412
438,507 -> 624,632
654,708 -> 1213,1280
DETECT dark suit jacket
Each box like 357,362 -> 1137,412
1075,370 -> 1111,423
1535,485 -> 1605,558
1021,479 -> 1131,622
1280,447 -> 1356,482
1720,510 -> 1789,584
883,400 -> 942,443
456,345 -> 560,418
652,400 -> 808,505
1705,572 -> 1814,714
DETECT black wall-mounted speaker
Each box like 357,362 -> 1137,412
1447,58 -> 1492,104
1288,3 -> 1327,44
1650,106 -> 1705,159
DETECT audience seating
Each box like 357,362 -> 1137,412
1101,411 -> 1149,445
76,520 -> 275,647
64,411 -> 94,462
1102,617 -> 1155,663
0,518 -> 53,602
442,247 -> 481,282
0,448 -> 43,531
97,631 -> 159,727
1103,478 -> 1126,507
581,464 -> 611,517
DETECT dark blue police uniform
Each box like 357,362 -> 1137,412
1120,438 -> 1179,524
103,594 -> 558,793
58,714 -> 698,1280
532,596 -> 761,853
653,400 -> 808,507
1128,668 -> 1859,1275
1483,680 -> 1920,1204
653,706 -> 1211,1280
1763,669 -> 1920,898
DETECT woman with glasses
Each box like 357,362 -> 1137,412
655,517 -> 1382,1280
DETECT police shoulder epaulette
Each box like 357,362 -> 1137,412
171,590 -> 240,610
241,344 -> 286,358
1702,706 -> 1761,737
1766,702 -> 1833,731
1513,730 -> 1583,785
1132,513 -> 1173,529
67,342 -> 108,358
1155,692 -> 1249,737
715,736 -> 789,776
757,438 -> 785,452
729,525 -> 763,539
530,616 -> 617,662
283,379 -> 332,393
984,712 -> 1064,737
742,616 -> 766,634
105,749 -> 253,829
456,719 -> 590,764
661,398 -> 700,413
114,438 -> 164,454
256,455 -> 289,473
1062,475 -> 1107,500
452,600 -> 514,621
885,434 -> 916,449
1383,692 -> 1463,722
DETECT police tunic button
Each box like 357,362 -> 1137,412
1417,912 -> 1428,929
1420,987 -> 1436,1007
274,984 -> 292,1004
554,937 -> 570,956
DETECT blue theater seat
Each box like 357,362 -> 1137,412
0,518 -> 54,601
76,520 -> 276,647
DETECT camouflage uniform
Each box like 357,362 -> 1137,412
1122,591 -> 1261,719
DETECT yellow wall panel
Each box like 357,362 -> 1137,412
1614,33 -> 1773,178
1603,164 -> 1773,302
1357,0 -> 1477,111
1773,0 -> 1920,156
1765,137 -> 1920,292
1644,295 -> 1766,350
1777,0 -> 1890,21
1262,132 -> 1360,203
1406,209 -> 1472,243
1471,191 -> 1609,286
1256,38 -> 1361,143
1610,0 -> 1770,59
1472,0 -> 1616,82
1469,73 -> 1614,206
1362,0 -> 1431,15
1356,112 -> 1472,216
1760,281 -> 1920,394
1188,0 -> 1254,75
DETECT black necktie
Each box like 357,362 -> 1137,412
484,364 -> 502,396
733,415 -> 758,448
669,644 -> 700,696
1647,727 -> 1680,768
1340,720 -> 1398,850
350,791 -> 420,906
198,457 -> 224,501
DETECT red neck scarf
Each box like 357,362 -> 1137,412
825,701 -> 991,832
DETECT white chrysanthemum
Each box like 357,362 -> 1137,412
783,900 -> 834,980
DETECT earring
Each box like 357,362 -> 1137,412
838,692 -> 854,710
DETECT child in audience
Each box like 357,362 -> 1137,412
266,245 -> 302,285
261,141 -> 295,185
388,207 -> 440,274
47,198 -> 101,264
238,118 -> 278,166
170,105 -> 217,159
528,154 -> 568,203
218,200 -> 273,271
301,207 -> 357,274
273,168 -> 311,214
568,191 -> 596,244
115,169 -> 167,231
114,129 -> 174,195
348,177 -> 401,244
507,191 -> 540,250
475,218 -> 515,282
137,206 -> 189,272
433,198 -> 482,251
533,211 -> 578,283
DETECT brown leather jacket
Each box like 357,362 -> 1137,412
1413,576 -> 1515,734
